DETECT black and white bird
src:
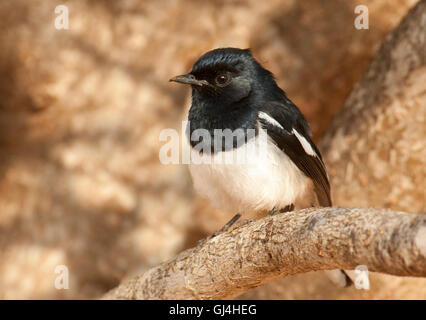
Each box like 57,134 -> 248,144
170,47 -> 351,286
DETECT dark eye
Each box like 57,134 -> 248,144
214,73 -> 231,87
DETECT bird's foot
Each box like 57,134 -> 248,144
233,218 -> 255,228
267,207 -> 279,216
280,204 -> 295,213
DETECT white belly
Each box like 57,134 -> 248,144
188,128 -> 311,215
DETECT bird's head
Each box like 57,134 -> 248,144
170,48 -> 282,110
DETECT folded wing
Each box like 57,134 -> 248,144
258,101 -> 331,207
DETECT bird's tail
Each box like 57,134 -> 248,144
324,269 -> 353,287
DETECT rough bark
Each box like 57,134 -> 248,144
104,207 -> 426,300
320,0 -> 426,213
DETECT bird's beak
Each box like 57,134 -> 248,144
169,74 -> 208,87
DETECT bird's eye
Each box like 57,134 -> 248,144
214,73 -> 231,87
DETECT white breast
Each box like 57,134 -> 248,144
188,127 -> 311,215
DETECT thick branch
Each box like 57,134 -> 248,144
320,0 -> 426,212
104,207 -> 426,300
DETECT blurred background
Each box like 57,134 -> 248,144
0,0 -> 422,299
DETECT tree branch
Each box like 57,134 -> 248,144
104,2 -> 426,300
103,207 -> 426,299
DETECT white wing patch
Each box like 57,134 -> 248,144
292,129 -> 317,157
258,111 -> 284,130
258,111 -> 317,158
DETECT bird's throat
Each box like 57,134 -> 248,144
187,104 -> 258,153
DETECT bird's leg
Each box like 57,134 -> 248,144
267,207 -> 279,216
268,204 -> 294,216
212,213 -> 241,236
197,213 -> 241,246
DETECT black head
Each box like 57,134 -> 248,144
170,48 -> 284,112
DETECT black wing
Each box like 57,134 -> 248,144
258,101 -> 332,207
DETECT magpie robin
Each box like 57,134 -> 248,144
170,48 -> 351,286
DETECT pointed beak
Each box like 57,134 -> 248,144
169,74 -> 209,87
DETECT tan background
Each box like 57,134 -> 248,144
0,0 -> 423,299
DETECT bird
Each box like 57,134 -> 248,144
170,47 -> 351,286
